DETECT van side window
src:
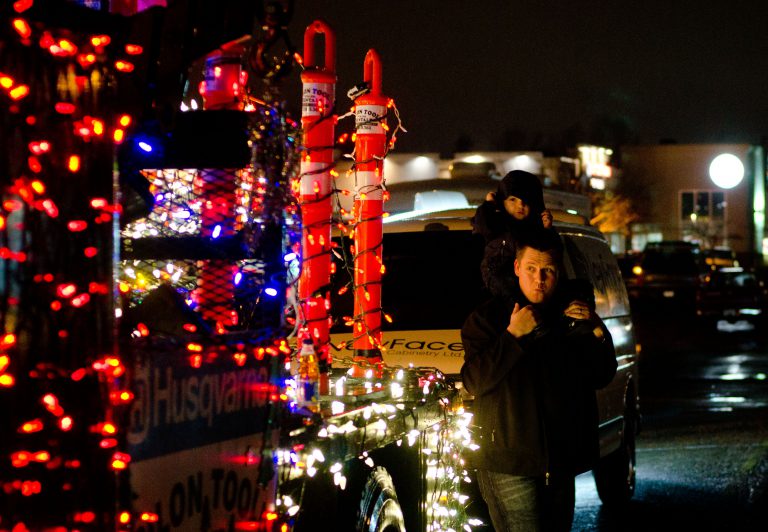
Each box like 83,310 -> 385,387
562,235 -> 630,318
331,230 -> 486,332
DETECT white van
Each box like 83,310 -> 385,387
331,206 -> 640,506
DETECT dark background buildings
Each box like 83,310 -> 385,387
287,1 -> 768,155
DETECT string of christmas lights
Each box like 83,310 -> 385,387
0,1 -> 142,528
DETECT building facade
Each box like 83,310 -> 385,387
619,144 -> 765,263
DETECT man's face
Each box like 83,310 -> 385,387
503,196 -> 530,220
514,247 -> 559,304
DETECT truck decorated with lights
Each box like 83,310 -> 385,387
113,21 -> 476,531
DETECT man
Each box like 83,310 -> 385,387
461,228 -> 617,531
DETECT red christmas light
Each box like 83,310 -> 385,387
28,141 -> 47,155
77,53 -> 96,69
91,118 -> 104,135
71,293 -> 90,307
100,422 -> 117,435
110,452 -> 131,471
12,19 -> 31,39
9,85 -> 29,101
42,394 -> 64,416
58,416 -> 73,431
125,44 -> 143,55
67,220 -> 87,232
20,481 -> 41,496
88,282 -> 109,294
49,39 -> 77,57
13,0 -> 33,13
41,198 -> 59,217
84,246 -> 98,257
90,197 -> 108,209
56,283 -> 77,298
3,199 -> 22,212
91,35 -> 111,48
18,419 -> 44,433
30,180 -> 45,194
109,390 -> 134,405
73,511 -> 96,524
54,102 -> 76,114
100,438 -> 118,449
115,60 -> 134,73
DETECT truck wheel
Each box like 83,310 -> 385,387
593,403 -> 636,506
356,467 -> 406,532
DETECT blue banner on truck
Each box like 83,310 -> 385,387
127,340 -> 280,529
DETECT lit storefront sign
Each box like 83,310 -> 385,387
578,145 -> 613,186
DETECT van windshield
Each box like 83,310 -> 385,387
331,229 -> 486,332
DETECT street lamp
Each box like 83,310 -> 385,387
708,153 -> 744,189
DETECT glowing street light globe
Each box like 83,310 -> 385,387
709,153 -> 744,189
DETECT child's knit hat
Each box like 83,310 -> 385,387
497,170 -> 545,215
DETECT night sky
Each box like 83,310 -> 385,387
285,1 -> 768,155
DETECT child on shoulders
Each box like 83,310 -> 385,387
472,170 -> 553,298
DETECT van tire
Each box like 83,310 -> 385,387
593,403 -> 636,506
356,467 -> 406,532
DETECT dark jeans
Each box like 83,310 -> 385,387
476,469 -> 575,532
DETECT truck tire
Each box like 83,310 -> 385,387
593,402 -> 637,506
356,467 -> 406,532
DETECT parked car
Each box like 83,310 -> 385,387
702,247 -> 739,269
626,241 -> 706,312
695,267 -> 764,330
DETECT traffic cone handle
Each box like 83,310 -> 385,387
363,49 -> 382,96
303,20 -> 336,72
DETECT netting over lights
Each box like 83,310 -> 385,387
119,117 -> 299,336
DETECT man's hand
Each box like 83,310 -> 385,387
563,300 -> 595,322
564,300 -> 606,339
507,303 -> 540,338
485,191 -> 496,202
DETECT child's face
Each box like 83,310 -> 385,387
503,196 -> 530,220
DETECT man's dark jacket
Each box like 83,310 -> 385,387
461,283 -> 617,478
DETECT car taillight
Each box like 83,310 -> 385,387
632,265 -> 644,285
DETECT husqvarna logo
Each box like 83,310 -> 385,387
128,364 -> 271,448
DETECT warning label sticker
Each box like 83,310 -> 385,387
355,105 -> 386,134
302,83 -> 335,117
